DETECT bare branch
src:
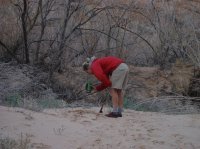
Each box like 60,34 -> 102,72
0,40 -> 21,63
119,26 -> 156,53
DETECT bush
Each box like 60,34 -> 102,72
3,93 -> 23,107
2,92 -> 67,111
123,97 -> 160,112
0,134 -> 31,149
36,98 -> 66,109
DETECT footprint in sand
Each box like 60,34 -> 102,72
94,138 -> 101,144
173,134 -> 184,140
132,144 -> 146,149
31,142 -> 50,149
152,140 -> 165,145
172,134 -> 185,145
119,129 -> 127,136
80,120 -> 92,126
177,142 -> 196,149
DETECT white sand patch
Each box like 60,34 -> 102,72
0,106 -> 200,149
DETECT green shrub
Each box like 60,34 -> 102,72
0,134 -> 31,149
2,93 -> 66,111
123,97 -> 160,112
0,137 -> 17,149
36,98 -> 66,109
123,97 -> 135,109
4,93 -> 23,107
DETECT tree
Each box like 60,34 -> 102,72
0,0 -> 41,63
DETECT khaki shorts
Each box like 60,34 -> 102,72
110,63 -> 129,90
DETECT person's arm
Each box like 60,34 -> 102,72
92,64 -> 111,91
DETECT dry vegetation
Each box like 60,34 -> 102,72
0,2 -> 200,147
0,0 -> 199,66
0,0 -> 200,111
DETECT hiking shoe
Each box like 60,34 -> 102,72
117,112 -> 122,117
105,112 -> 118,118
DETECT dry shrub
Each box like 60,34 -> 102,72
169,59 -> 194,95
188,68 -> 200,97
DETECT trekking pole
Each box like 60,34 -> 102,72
99,104 -> 104,113
85,81 -> 111,113
99,89 -> 110,113
85,81 -> 105,113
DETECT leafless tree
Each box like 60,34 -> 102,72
34,0 -> 56,63
0,0 -> 41,63
48,0 -> 113,74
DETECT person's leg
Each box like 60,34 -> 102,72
108,63 -> 129,118
109,88 -> 119,112
117,89 -> 123,111
105,88 -> 119,118
117,64 -> 129,115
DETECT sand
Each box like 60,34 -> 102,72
0,106 -> 200,149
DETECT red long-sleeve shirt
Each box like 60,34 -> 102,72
91,56 -> 123,91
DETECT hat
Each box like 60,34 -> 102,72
82,61 -> 89,71
88,56 -> 96,65
82,56 -> 96,70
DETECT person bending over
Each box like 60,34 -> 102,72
82,56 -> 129,118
